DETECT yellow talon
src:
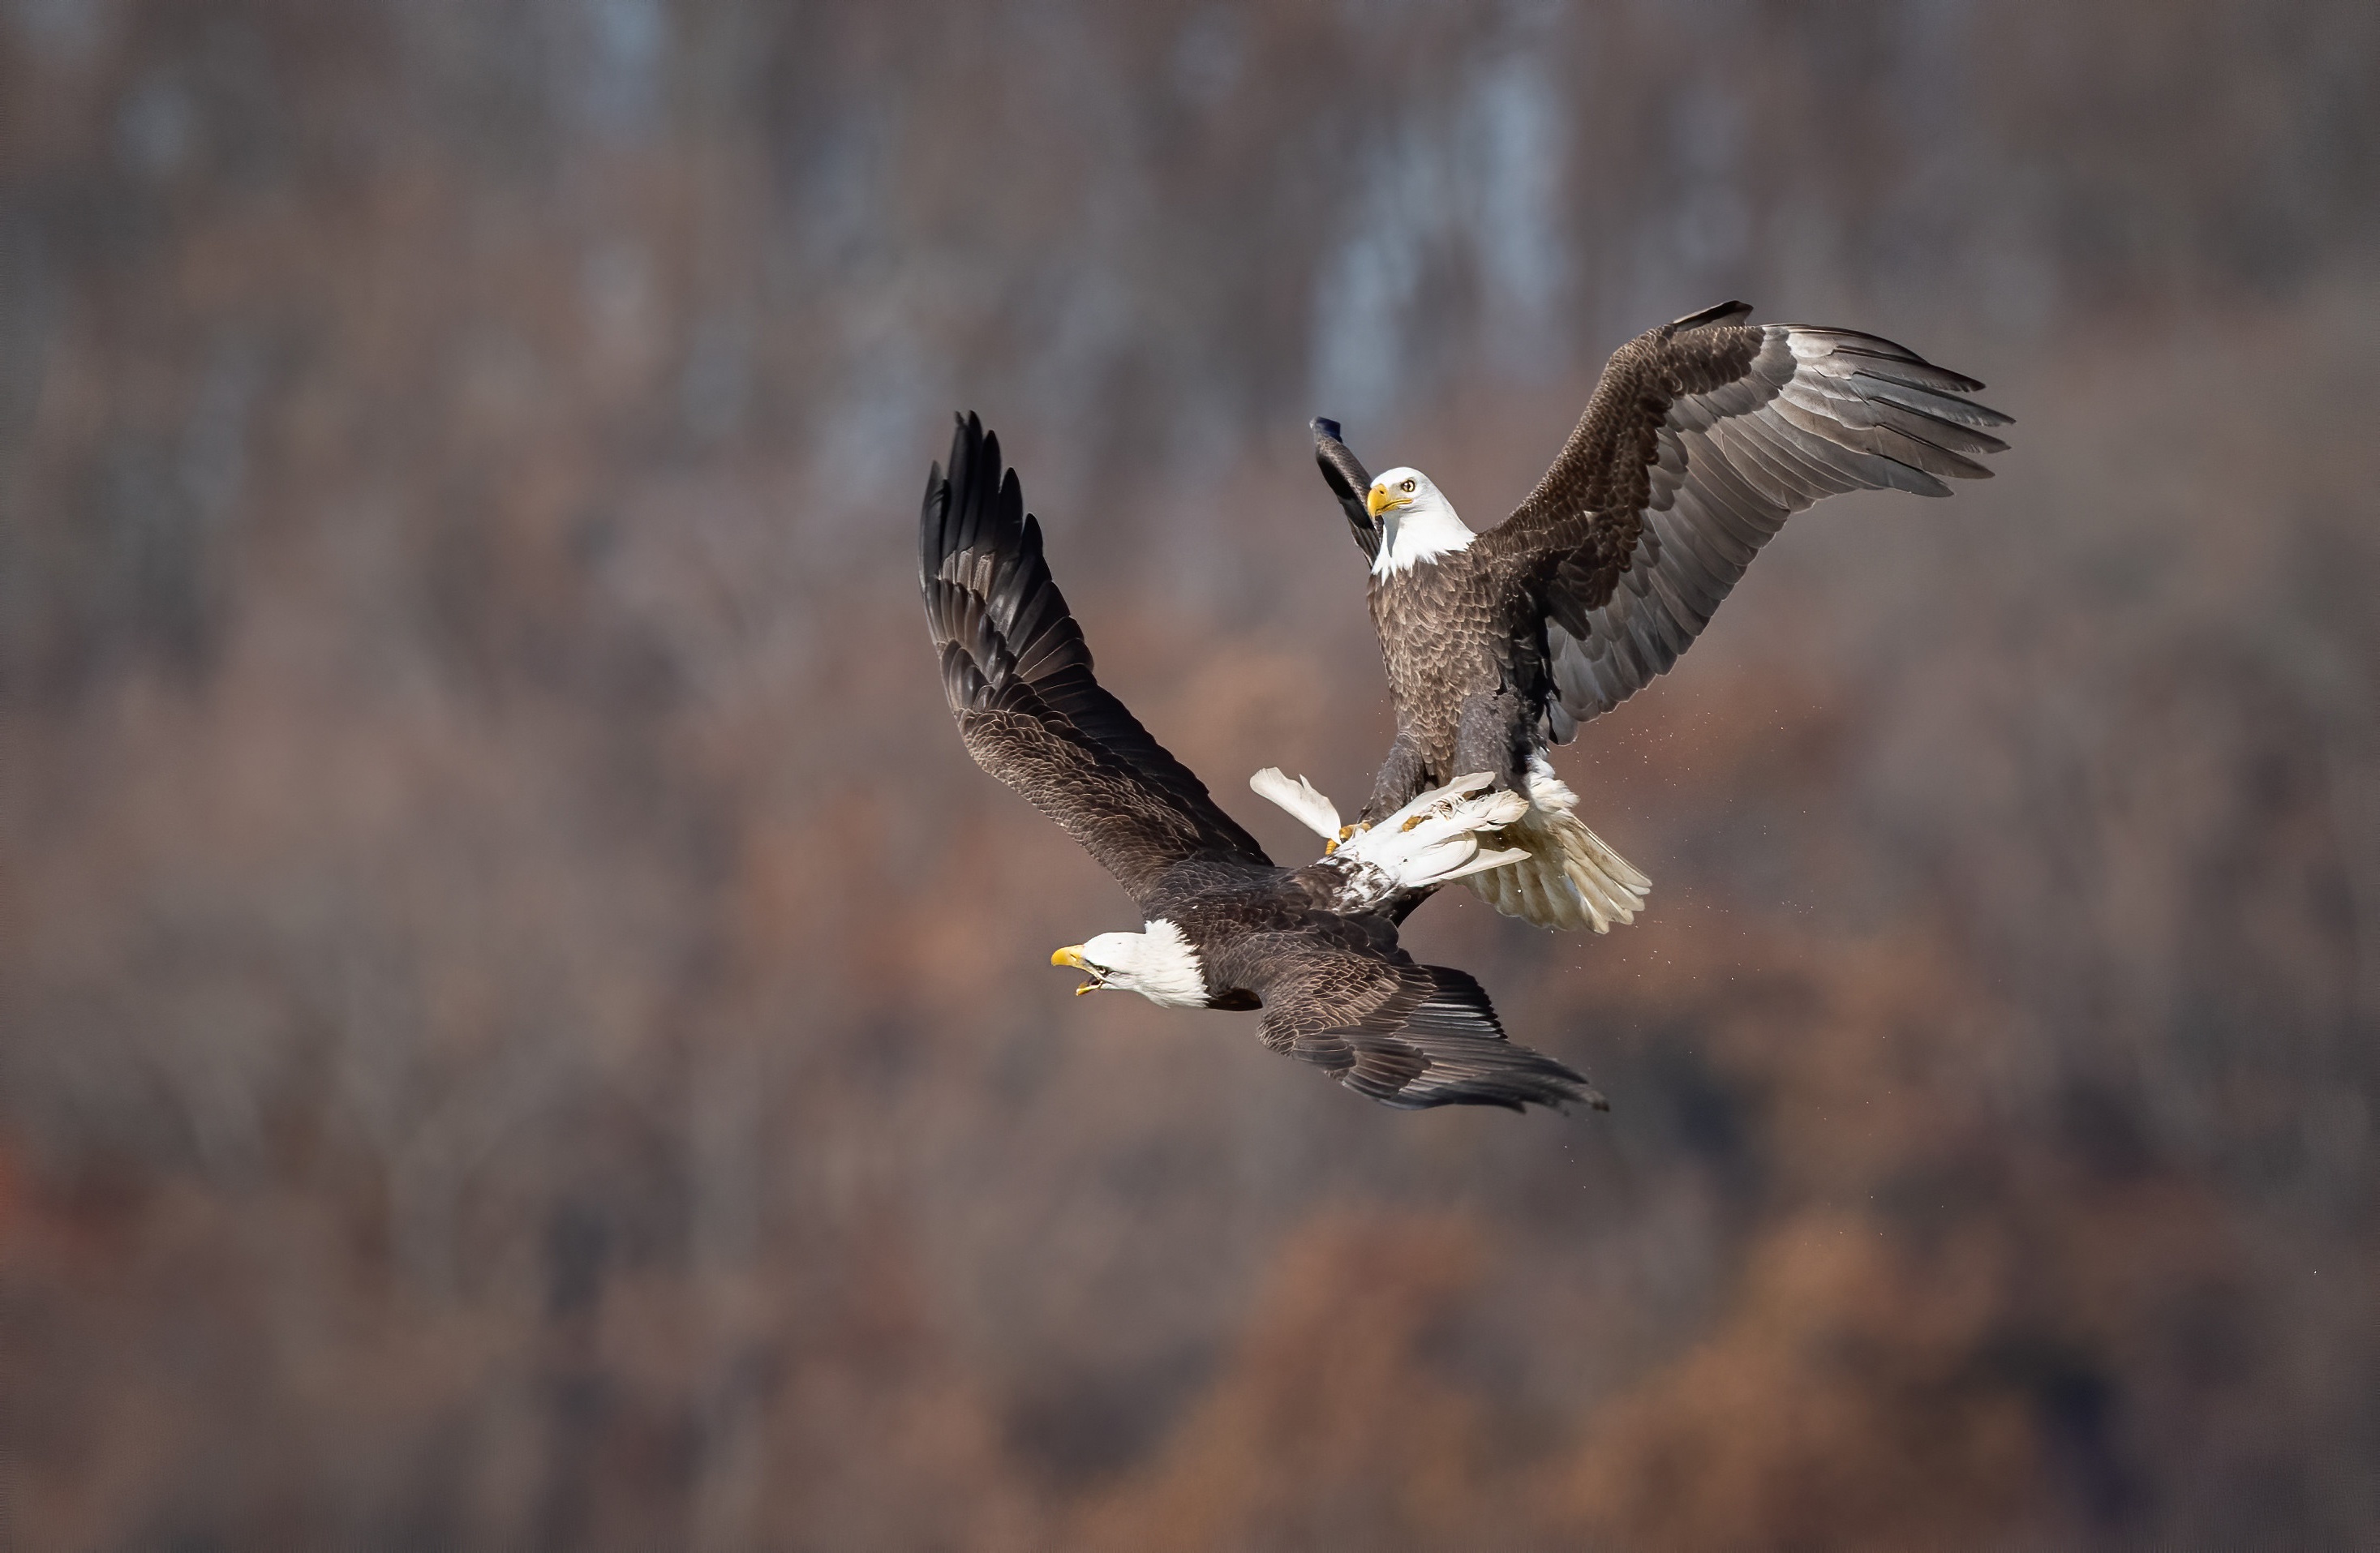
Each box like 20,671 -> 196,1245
1325,821 -> 1367,856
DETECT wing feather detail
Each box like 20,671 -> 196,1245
1311,417 -> 1381,560
922,414 -> 1269,904
1249,940 -> 1604,1113
1480,305 -> 2009,731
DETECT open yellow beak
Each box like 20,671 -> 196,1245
1366,483 -> 1408,519
1051,945 -> 1101,994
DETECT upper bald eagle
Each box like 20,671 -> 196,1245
924,414 -> 1603,1111
1312,301 -> 2011,932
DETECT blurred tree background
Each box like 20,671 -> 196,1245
4,1 -> 2377,1547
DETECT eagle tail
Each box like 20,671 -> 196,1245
1461,758 -> 1651,933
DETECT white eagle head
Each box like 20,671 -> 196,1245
1364,466 -> 1474,577
1050,920 -> 1209,1007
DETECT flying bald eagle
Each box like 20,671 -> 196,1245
923,414 -> 1603,1112
1313,301 -> 2010,932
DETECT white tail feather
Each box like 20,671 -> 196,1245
1249,767 -> 1343,840
1459,756 -> 1651,933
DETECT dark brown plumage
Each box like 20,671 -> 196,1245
924,414 -> 1603,1112
1314,302 -> 2011,930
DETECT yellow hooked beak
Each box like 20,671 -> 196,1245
1051,945 -> 1102,994
1367,482 -> 1411,519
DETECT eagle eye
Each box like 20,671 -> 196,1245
1399,478 -> 1416,493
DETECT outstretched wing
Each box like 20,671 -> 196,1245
1479,302 -> 2011,738
923,414 -> 1271,905
1311,417 -> 1381,561
1248,937 -> 1603,1112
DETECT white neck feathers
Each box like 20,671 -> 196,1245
1115,919 -> 1209,1007
1371,492 -> 1476,579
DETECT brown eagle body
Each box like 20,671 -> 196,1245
1364,524 -> 1551,821
1317,302 -> 2011,930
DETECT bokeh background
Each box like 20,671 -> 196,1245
5,2 -> 2378,1547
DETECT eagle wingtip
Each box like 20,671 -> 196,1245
1671,299 -> 1755,331
1312,415 -> 1343,442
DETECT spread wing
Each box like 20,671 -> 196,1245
1478,301 -> 2012,738
1248,937 -> 1603,1112
922,414 -> 1271,906
1311,417 -> 1381,561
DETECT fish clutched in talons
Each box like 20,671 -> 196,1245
1250,768 -> 1534,914
1323,774 -> 1532,909
1051,945 -> 1105,994
1250,761 -> 1637,928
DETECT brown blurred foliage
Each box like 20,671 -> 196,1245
3,1 -> 2377,1547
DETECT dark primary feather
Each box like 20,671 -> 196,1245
1483,304 -> 2010,731
921,414 -> 1270,903
1669,298 -> 1755,331
1248,938 -> 1605,1112
1312,417 -> 1381,561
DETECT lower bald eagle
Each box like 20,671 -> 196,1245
923,414 -> 1602,1112
1313,301 -> 2011,932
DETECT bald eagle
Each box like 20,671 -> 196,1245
1313,301 -> 2011,932
924,414 -> 1603,1112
